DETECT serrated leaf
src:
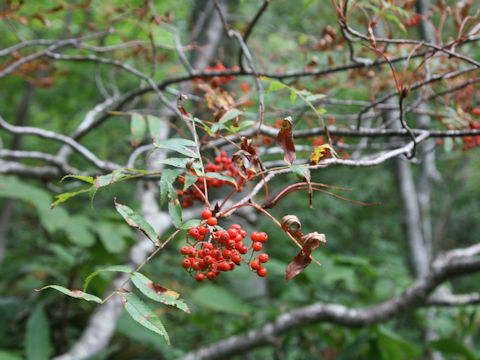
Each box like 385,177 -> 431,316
191,117 -> 214,136
51,188 -> 90,209
131,114 -> 146,147
167,187 -> 182,228
37,285 -> 102,303
211,109 -> 242,133
183,172 -> 198,191
157,158 -> 189,168
60,174 -> 95,184
120,292 -> 170,344
160,169 -> 181,206
94,169 -> 128,189
26,305 -> 53,360
131,272 -> 190,313
154,138 -> 198,158
205,172 -> 237,188
83,265 -> 132,292
114,199 -> 159,245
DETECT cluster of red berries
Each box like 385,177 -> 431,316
193,62 -> 239,87
180,208 -> 269,282
436,108 -> 480,151
178,151 -> 252,208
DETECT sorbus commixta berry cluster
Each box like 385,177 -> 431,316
178,151 -> 254,208
193,62 -> 239,87
180,209 -> 269,281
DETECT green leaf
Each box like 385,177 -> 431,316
157,158 -> 189,168
305,93 -> 326,102
94,169 -> 129,189
38,207 -> 69,234
64,215 -> 96,247
114,200 -> 159,244
131,114 -> 146,147
147,115 -> 164,140
95,222 -> 127,253
290,164 -> 310,180
430,338 -> 476,360
120,292 -> 170,344
290,90 -> 298,104
335,332 -> 368,360
51,188 -> 90,209
377,326 -> 421,359
0,351 -> 23,360
154,138 -> 198,158
211,109 -> 243,133
61,174 -> 95,184
167,187 -> 182,228
37,285 -> 102,303
205,172 -> 237,188
160,169 -> 181,206
179,219 -> 201,230
183,172 -> 198,191
83,265 -> 132,292
265,79 -> 286,92
131,272 -> 190,313
26,305 -> 53,360
191,116 -> 214,136
192,285 -> 252,315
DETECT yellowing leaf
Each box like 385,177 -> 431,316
309,144 -> 338,165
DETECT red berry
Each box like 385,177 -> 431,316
188,247 -> 197,257
198,226 -> 208,235
227,229 -> 238,239
202,209 -> 212,219
182,258 -> 191,268
259,232 -> 268,242
473,108 -> 480,115
192,260 -> 200,271
231,224 -> 242,231
212,249 -> 222,259
220,150 -> 227,157
195,273 -> 205,282
218,262 -> 230,271
232,254 -> 242,264
251,232 -> 261,242
207,217 -> 218,226
180,246 -> 189,255
251,259 -> 260,270
189,228 -> 200,238
206,271 -> 216,281
252,242 -> 263,251
258,253 -> 269,263
239,229 -> 247,238
257,267 -> 267,277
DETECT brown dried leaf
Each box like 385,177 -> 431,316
301,232 -> 326,253
281,214 -> 302,241
285,250 -> 311,281
177,94 -> 190,118
277,116 -> 296,165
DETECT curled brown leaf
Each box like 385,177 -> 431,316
277,116 -> 296,165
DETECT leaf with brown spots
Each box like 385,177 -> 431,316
131,272 -> 190,313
